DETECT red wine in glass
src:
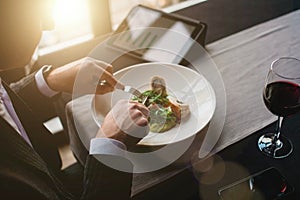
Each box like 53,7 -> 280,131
263,81 -> 300,117
258,57 -> 300,159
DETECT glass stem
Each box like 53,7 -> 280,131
275,116 -> 283,140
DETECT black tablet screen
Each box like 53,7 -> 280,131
108,5 -> 201,63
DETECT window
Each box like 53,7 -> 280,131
39,0 -> 92,52
38,0 -> 202,54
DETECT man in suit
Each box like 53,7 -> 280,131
0,0 -> 149,199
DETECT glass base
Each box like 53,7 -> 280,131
258,133 -> 293,159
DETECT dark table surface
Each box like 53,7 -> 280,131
195,113 -> 300,199
171,1 -> 300,199
66,1 -> 300,199
175,0 -> 299,44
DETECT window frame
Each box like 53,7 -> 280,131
88,0 -> 112,36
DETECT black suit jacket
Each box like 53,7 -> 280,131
0,74 -> 133,199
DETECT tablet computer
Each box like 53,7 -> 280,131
106,5 -> 207,64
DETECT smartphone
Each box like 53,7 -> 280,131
218,167 -> 293,200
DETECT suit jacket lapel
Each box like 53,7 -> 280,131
0,116 -> 49,174
1,82 -> 61,173
3,81 -> 44,146
0,117 -> 74,200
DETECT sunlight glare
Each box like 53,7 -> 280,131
52,0 -> 90,26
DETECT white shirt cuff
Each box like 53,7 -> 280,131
89,138 -> 127,157
35,66 -> 59,98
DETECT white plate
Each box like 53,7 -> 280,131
92,62 -> 216,146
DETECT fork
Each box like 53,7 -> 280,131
118,84 -> 149,104
122,85 -> 143,98
99,80 -> 147,103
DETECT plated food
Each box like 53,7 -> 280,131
132,76 -> 190,133
92,62 -> 216,146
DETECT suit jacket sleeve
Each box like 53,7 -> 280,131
80,155 -> 133,200
9,72 -> 60,120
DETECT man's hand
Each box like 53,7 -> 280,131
46,57 -> 118,95
96,100 -> 150,149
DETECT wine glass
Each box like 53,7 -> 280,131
258,57 -> 300,158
